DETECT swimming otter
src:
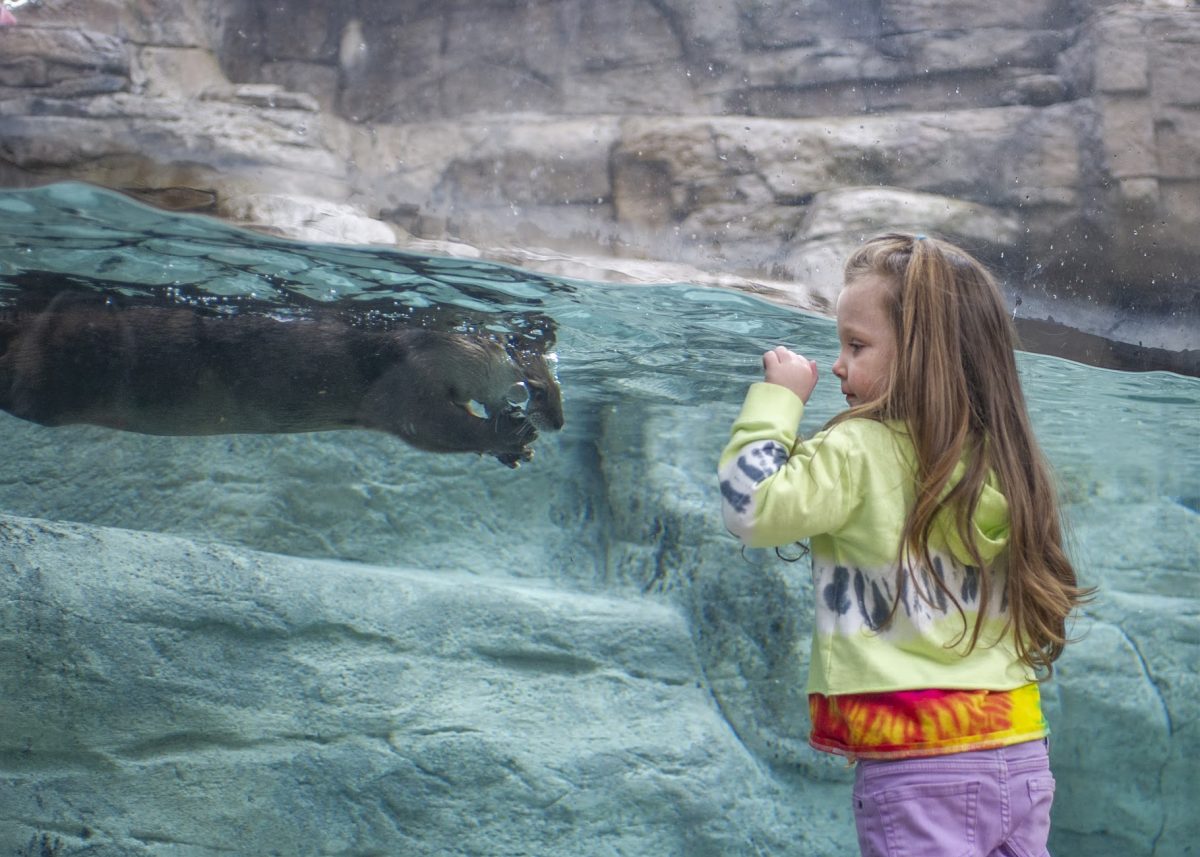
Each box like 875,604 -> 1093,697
0,295 -> 563,467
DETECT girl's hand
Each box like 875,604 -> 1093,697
762,346 -> 819,403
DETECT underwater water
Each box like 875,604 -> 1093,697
1,182 -> 1197,856
2,182 -> 1194,566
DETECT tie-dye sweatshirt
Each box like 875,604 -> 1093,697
718,382 -> 1038,698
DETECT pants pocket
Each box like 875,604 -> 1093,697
875,780 -> 980,857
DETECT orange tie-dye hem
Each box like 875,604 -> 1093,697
809,683 -> 1048,760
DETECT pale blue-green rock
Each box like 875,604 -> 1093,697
0,512 -> 840,856
2,391 -> 1196,856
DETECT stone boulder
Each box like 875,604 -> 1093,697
774,186 -> 1022,307
217,191 -> 399,245
607,106 -> 1080,275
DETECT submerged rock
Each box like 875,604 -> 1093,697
0,513 -> 828,856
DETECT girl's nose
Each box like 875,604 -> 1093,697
831,356 -> 846,379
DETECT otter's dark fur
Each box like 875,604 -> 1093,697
0,296 -> 563,467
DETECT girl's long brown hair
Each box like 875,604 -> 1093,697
831,233 -> 1092,677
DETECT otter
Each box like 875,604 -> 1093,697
0,294 -> 563,467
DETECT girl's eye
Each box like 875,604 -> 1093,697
849,343 -> 863,354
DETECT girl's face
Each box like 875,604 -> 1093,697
832,275 -> 898,407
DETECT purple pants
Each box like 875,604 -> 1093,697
852,739 -> 1055,857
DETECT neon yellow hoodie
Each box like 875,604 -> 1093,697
719,382 -> 1033,696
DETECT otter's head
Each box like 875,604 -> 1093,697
377,328 -> 562,467
471,336 -> 563,467
501,339 -> 564,433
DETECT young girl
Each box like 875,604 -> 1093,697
718,233 -> 1091,856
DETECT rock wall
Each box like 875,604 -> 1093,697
1,0 -> 1197,343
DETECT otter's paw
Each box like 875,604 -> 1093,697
494,446 -> 534,468
487,406 -> 538,467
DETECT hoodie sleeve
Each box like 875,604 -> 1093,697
718,382 -> 860,549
